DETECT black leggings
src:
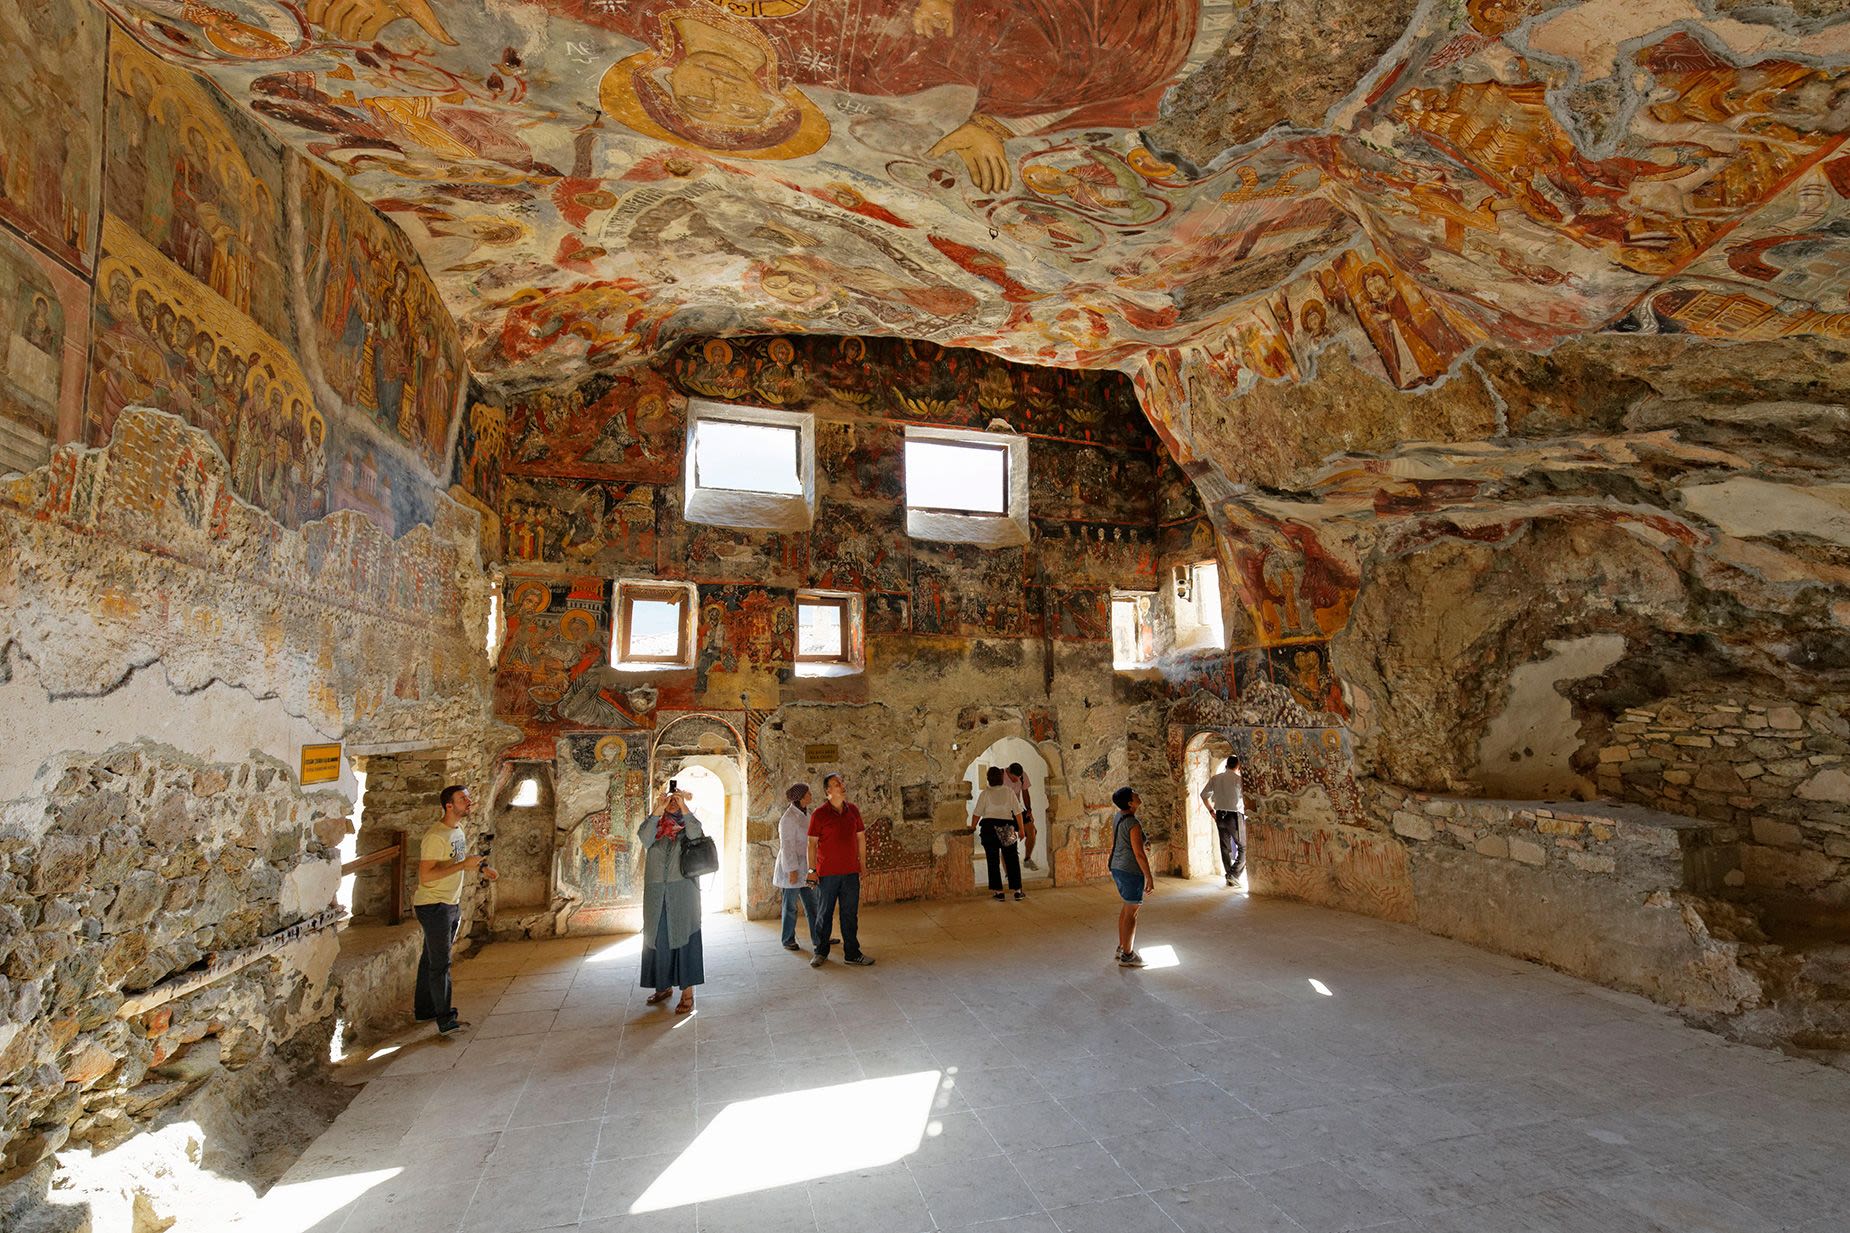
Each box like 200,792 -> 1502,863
979,819 -> 1022,892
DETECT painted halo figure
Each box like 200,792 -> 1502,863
639,784 -> 707,1013
587,0 -> 1197,190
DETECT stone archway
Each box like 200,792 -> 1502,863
650,714 -> 750,914
1184,731 -> 1235,881
962,736 -> 1052,885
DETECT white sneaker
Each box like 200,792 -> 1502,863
1117,951 -> 1146,968
1024,858 -> 1041,871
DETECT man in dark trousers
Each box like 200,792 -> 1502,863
413,784 -> 496,1035
1198,755 -> 1246,885
806,773 -> 875,969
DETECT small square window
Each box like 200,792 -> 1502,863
795,590 -> 863,676
613,581 -> 696,668
1111,593 -> 1157,669
694,418 -> 803,495
1175,560 -> 1226,651
904,438 -> 1009,514
902,426 -> 1028,547
684,401 -> 815,531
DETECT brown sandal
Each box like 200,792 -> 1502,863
675,990 -> 695,1014
646,988 -> 673,1005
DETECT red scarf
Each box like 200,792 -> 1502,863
655,810 -> 682,840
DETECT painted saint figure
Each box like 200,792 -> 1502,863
582,0 -> 1198,190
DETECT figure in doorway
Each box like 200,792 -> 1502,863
970,766 -> 1026,901
807,773 -> 875,968
775,782 -> 821,954
1199,754 -> 1246,886
1108,785 -> 1155,968
640,784 -> 707,1013
413,785 -> 498,1036
1005,762 -> 1040,873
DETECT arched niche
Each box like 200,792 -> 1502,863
491,760 -> 557,911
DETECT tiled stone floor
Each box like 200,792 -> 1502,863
247,881 -> 1850,1233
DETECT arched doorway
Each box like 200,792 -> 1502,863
1184,732 -> 1236,881
651,715 -> 749,915
669,761 -> 736,916
963,737 -> 1051,885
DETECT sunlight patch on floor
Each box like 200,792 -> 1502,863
631,1071 -> 941,1212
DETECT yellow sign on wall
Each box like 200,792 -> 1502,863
301,743 -> 342,785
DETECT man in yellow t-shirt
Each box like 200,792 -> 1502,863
414,784 -> 497,1035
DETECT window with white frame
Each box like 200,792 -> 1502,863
683,400 -> 816,531
1173,559 -> 1226,651
795,590 -> 863,675
903,425 -> 1028,546
612,580 -> 697,669
1111,592 -> 1157,669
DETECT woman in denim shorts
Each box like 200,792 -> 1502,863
1107,785 -> 1154,967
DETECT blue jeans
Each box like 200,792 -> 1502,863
781,884 -> 819,948
813,873 -> 862,960
413,901 -> 461,1028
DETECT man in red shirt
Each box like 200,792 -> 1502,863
806,773 -> 875,969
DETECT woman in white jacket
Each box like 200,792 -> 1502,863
775,782 -> 821,953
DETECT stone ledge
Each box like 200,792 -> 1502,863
329,921 -> 421,1047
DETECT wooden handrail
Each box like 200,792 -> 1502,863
340,830 -> 408,923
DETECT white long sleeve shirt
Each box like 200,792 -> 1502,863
773,803 -> 809,888
1202,769 -> 1245,813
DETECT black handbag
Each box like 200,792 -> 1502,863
679,832 -> 720,879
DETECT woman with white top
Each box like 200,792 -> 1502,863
775,782 -> 821,952
969,765 -> 1026,901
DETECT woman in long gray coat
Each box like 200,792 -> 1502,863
639,786 -> 706,1013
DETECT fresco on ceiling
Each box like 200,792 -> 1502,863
298,162 -> 463,470
0,0 -> 105,269
83,0 -> 1850,388
0,228 -> 89,476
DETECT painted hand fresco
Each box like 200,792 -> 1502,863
80,0 -> 1850,389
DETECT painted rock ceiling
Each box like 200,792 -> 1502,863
95,0 -> 1850,392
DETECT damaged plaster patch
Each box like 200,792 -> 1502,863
1681,477 -> 1850,548
0,651 -> 346,804
1474,633 -> 1626,799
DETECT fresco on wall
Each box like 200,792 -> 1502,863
299,163 -> 462,470
0,229 -> 89,475
668,335 -> 1146,445
78,0 -> 1850,389
90,217 -> 328,526
694,584 -> 793,701
503,476 -> 658,569
451,393 -> 506,511
504,365 -> 684,480
103,35 -> 291,344
0,0 -> 104,269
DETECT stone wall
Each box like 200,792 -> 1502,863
1144,333 -> 1850,1046
0,412 -> 498,1196
1592,692 -> 1850,921
0,745 -> 345,1179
